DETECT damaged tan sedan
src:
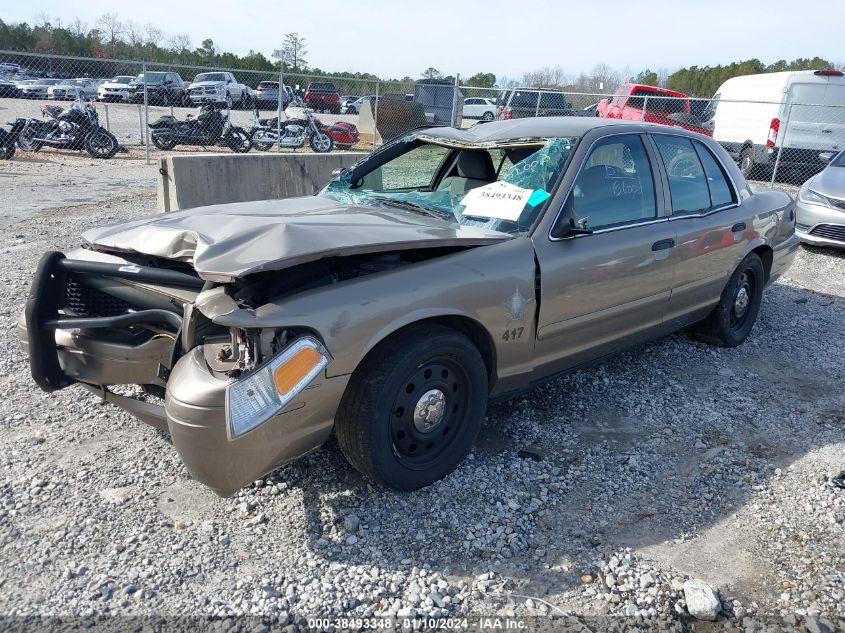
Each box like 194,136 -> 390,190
21,118 -> 799,496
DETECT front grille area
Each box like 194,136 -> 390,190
63,274 -> 136,317
809,223 -> 845,242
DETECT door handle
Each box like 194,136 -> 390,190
651,238 -> 675,251
731,222 -> 746,232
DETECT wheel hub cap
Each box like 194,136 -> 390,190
734,285 -> 750,316
413,389 -> 446,432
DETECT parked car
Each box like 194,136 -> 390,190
496,89 -> 575,119
596,83 -> 713,137
341,95 -> 377,115
575,103 -> 598,117
128,72 -> 188,106
97,75 -> 135,102
305,81 -> 341,113
20,117 -> 798,497
18,79 -> 61,99
795,149 -> 845,247
463,97 -> 497,120
48,79 -> 97,101
340,95 -> 360,112
0,77 -> 21,98
708,69 -> 845,180
253,81 -> 290,109
188,72 -> 250,109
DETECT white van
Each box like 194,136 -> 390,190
708,69 -> 845,178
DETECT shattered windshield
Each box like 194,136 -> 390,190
320,135 -> 577,234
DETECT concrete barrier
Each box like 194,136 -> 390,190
156,151 -> 368,212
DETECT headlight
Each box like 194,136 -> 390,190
225,336 -> 331,439
798,184 -> 830,207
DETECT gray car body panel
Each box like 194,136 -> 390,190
795,160 -> 845,248
21,118 -> 799,496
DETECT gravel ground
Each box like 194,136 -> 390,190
0,156 -> 843,632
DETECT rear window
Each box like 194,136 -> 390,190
194,73 -> 227,82
540,92 -> 570,109
309,82 -> 337,92
258,81 -> 279,88
510,91 -> 539,109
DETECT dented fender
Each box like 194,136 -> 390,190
206,237 -> 539,396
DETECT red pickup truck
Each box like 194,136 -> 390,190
596,83 -> 713,137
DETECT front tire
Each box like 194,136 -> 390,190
482,111 -> 494,121
336,324 -> 488,490
85,128 -> 119,159
693,253 -> 765,347
309,132 -> 333,153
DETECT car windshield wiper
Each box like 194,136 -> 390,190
371,196 -> 455,221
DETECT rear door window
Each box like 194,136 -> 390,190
653,136 -> 712,214
692,141 -> 736,208
511,91 -> 539,109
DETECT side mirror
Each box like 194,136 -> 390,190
819,152 -> 834,164
552,216 -> 593,240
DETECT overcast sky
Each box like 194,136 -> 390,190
1,0 -> 842,81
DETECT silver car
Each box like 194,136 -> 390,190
795,150 -> 845,248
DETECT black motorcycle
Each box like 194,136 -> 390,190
16,95 -> 119,159
148,103 -> 251,153
0,119 -> 26,160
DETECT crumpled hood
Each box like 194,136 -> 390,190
82,196 -> 511,281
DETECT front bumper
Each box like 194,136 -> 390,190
22,251 -> 346,496
795,199 -> 845,248
167,346 -> 347,496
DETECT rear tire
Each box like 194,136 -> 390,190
17,125 -> 42,152
151,134 -> 177,151
226,127 -> 252,153
482,111 -> 494,121
335,324 -> 488,490
249,128 -> 273,151
693,253 -> 765,347
739,146 -> 757,180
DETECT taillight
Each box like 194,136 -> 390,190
767,118 -> 780,148
505,107 -> 513,120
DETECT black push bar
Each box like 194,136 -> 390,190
25,252 -> 195,393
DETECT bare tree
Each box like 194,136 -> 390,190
69,18 -> 88,39
168,33 -> 192,53
96,12 -> 123,54
124,20 -> 144,49
282,33 -> 308,70
142,24 -> 164,48
522,65 -> 569,89
591,63 -> 621,93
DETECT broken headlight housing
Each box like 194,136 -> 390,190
225,336 -> 331,439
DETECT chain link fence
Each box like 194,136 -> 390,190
2,50 -> 844,189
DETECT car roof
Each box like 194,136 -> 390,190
418,117 -> 700,143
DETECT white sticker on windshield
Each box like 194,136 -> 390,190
460,181 -> 533,221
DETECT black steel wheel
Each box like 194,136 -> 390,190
693,252 -> 765,347
336,324 -> 488,490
